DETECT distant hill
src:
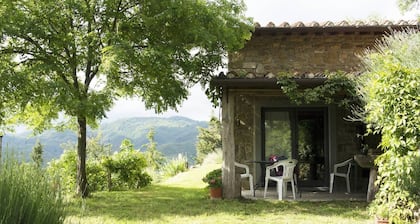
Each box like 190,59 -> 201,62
2,116 -> 208,164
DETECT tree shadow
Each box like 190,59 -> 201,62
66,185 -> 370,222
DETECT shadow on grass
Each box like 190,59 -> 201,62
66,185 -> 370,222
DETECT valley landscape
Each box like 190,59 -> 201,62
2,116 -> 208,164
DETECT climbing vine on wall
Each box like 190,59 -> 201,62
276,71 -> 359,108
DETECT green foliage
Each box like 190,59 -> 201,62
202,168 -> 222,188
359,30 -> 420,223
87,132 -> 112,161
195,116 -> 221,164
47,149 -> 78,195
369,151 -> 420,223
161,154 -> 188,178
143,129 -> 166,171
86,160 -> 108,192
31,140 -> 43,168
276,71 -> 359,107
103,139 -> 151,190
0,157 -> 65,224
49,138 -> 152,194
398,0 -> 419,12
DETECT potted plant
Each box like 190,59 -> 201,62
202,168 -> 222,199
370,203 -> 389,224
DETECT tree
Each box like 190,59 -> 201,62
195,116 -> 221,164
143,128 -> 165,171
31,140 -> 44,168
0,0 -> 252,197
398,0 -> 419,12
87,132 -> 112,161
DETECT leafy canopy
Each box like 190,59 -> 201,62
0,0 -> 253,130
0,0 -> 252,197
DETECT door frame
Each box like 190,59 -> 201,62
261,107 -> 329,187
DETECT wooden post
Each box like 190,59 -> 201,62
222,89 -> 239,198
0,134 -> 3,163
367,167 -> 378,202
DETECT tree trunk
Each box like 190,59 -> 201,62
77,116 -> 89,198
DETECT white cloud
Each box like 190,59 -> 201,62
105,85 -> 218,122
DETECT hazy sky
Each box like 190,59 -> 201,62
104,0 -> 418,122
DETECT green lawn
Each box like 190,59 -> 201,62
65,163 -> 372,224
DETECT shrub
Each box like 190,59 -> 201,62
0,157 -> 65,224
102,140 -> 152,190
47,149 -> 77,195
87,160 -> 108,192
359,30 -> 420,223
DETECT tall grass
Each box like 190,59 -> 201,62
0,157 -> 66,224
161,153 -> 188,178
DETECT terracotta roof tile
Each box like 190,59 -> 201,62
255,20 -> 420,28
279,22 -> 291,28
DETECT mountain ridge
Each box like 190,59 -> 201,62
2,116 -> 208,164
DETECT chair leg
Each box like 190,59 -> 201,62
277,180 -> 283,200
291,180 -> 296,200
264,178 -> 269,198
329,173 -> 334,194
249,175 -> 254,195
346,175 -> 351,193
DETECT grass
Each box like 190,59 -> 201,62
0,158 -> 65,224
65,162 -> 372,224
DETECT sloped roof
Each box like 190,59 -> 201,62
211,20 -> 419,88
253,20 -> 420,34
255,20 -> 419,28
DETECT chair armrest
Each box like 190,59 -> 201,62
235,162 -> 250,174
334,158 -> 353,168
333,158 -> 353,173
265,161 -> 283,171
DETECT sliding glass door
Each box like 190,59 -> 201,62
262,108 -> 328,187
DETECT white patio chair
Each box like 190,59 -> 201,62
329,158 -> 353,193
234,162 -> 254,195
264,159 -> 297,200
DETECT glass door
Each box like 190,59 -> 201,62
262,108 -> 328,187
295,109 -> 327,187
262,111 -> 292,160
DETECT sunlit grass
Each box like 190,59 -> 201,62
65,162 -> 372,224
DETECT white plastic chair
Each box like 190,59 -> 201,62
234,162 -> 254,195
329,158 -> 353,193
264,159 -> 297,200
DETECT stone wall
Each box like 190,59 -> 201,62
234,94 -> 255,190
229,32 -> 382,76
335,107 -> 361,162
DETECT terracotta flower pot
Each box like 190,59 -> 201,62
209,187 -> 222,199
375,217 -> 389,224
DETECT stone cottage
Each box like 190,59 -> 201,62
211,20 -> 420,199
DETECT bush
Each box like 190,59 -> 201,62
0,158 -> 65,224
47,149 -> 77,195
102,143 -> 152,190
87,161 -> 108,192
359,30 -> 420,223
